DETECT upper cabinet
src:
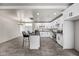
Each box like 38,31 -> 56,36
62,3 -> 79,20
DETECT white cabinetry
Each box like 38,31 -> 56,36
29,35 -> 40,49
40,32 -> 52,37
56,34 -> 63,46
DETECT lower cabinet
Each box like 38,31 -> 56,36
56,34 -> 63,46
40,31 -> 52,37
29,35 -> 40,49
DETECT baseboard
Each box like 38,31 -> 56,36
0,36 -> 20,44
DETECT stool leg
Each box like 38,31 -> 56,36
22,37 -> 24,48
28,37 -> 30,49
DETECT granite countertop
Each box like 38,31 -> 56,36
30,31 -> 40,35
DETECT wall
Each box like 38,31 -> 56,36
63,21 -> 74,49
74,20 -> 79,51
0,10 -> 20,43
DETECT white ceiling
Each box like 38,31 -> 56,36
0,3 -> 72,22
32,9 -> 62,22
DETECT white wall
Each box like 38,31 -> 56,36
0,10 -> 20,43
63,21 -> 74,49
74,20 -> 79,51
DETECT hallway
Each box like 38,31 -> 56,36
0,37 -> 79,56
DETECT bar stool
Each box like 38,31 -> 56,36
22,31 -> 29,48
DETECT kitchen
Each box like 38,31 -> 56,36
0,3 -> 79,56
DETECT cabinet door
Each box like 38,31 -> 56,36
56,34 -> 63,46
29,36 -> 40,49
40,32 -> 51,37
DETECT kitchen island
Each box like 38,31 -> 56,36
29,31 -> 40,49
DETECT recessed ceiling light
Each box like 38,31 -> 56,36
37,12 -> 40,15
53,13 -> 57,15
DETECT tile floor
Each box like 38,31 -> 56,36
0,37 -> 79,56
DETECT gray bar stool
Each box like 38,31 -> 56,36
22,31 -> 29,48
